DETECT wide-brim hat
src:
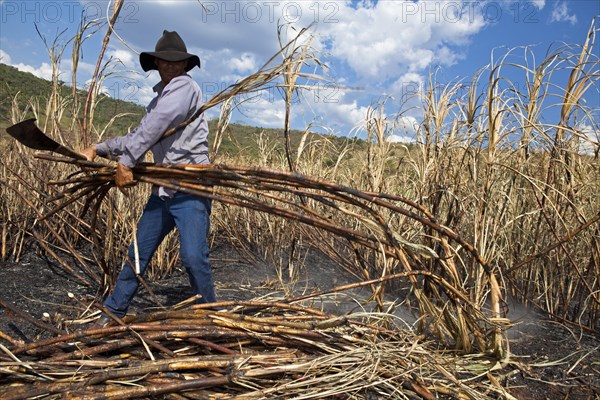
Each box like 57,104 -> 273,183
139,30 -> 200,72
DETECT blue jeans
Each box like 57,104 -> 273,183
104,193 -> 216,317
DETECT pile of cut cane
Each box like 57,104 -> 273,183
1,300 -> 508,400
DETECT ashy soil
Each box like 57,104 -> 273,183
1,242 -> 599,399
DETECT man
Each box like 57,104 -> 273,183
82,31 -> 216,328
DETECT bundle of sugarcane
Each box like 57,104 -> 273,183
32,152 -> 509,358
0,300 -> 512,400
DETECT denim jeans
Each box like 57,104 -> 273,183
104,193 -> 216,317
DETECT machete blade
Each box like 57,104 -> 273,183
5,119 -> 86,160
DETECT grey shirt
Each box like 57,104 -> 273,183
96,74 -> 209,197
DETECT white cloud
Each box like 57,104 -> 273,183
4,47 -> 144,107
313,96 -> 420,140
435,46 -> 463,66
378,115 -> 419,143
117,1 -> 279,57
494,0 -> 546,11
531,0 -> 546,9
229,52 -> 257,73
550,1 -> 577,25
312,96 -> 372,136
134,84 -> 156,106
576,125 -> 599,156
233,95 -> 287,128
387,134 -> 414,143
107,48 -> 138,70
12,62 -> 54,81
1,46 -> 101,91
117,1 -> 486,85
387,72 -> 425,113
320,1 -> 486,79
0,49 -> 11,64
499,0 -> 546,10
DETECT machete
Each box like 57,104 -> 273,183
5,118 -> 87,160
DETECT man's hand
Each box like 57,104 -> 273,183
80,146 -> 97,161
116,163 -> 135,189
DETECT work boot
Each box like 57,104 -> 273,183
89,315 -> 113,330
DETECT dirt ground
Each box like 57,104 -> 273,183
1,241 -> 599,399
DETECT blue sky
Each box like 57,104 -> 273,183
0,0 -> 598,142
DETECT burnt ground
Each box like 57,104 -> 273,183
0,241 -> 599,399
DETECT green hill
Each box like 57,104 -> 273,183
0,63 -> 145,135
0,62 -> 365,159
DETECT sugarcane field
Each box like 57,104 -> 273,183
1,2 -> 599,400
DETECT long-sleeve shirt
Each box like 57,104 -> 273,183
96,74 -> 209,198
